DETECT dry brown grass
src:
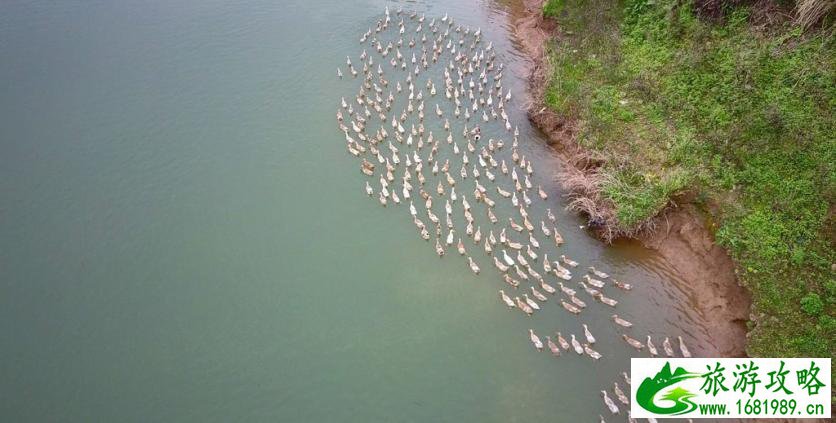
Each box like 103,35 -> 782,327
558,166 -> 657,242
796,0 -> 835,29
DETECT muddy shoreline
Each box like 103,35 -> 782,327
510,0 -> 752,357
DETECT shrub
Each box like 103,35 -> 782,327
800,292 -> 824,316
543,0 -> 564,18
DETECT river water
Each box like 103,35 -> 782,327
0,0 -> 714,421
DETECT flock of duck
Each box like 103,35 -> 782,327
335,7 -> 694,421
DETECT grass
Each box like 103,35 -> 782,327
542,0 -> 835,362
542,0 -> 564,19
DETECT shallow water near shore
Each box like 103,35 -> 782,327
1,0 -> 718,421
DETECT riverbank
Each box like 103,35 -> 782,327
512,0 -> 751,357
513,0 -> 834,360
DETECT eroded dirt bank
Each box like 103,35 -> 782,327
510,0 -> 752,357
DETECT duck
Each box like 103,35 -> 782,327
501,249 -> 515,266
570,295 -> 587,308
589,266 -> 610,279
584,343 -> 602,360
526,245 -> 538,261
663,337 -> 674,356
542,257 -> 552,273
558,282 -> 576,297
499,290 -> 515,308
613,279 -> 632,290
561,255 -> 578,267
546,208 -> 556,222
583,324 -> 596,344
529,329 -> 543,351
579,282 -> 601,297
528,233 -> 540,248
513,265 -> 528,281
516,297 -> 533,316
598,295 -> 618,307
503,274 -> 520,288
508,218 -> 524,232
530,286 -> 548,302
523,293 -> 540,311
457,238 -> 466,255
538,185 -> 548,200
523,216 -> 534,231
420,227 -> 430,240
678,336 -> 692,357
539,279 -> 556,294
646,336 -> 658,356
493,256 -> 509,272
553,229 -> 564,246
541,221 -> 551,237
467,256 -> 480,274
601,391 -> 620,414
561,300 -> 581,315
614,383 -> 629,405
546,336 -> 560,356
570,334 -> 584,354
556,332 -> 570,350
583,274 -> 606,289
515,251 -> 529,267
435,238 -> 444,256
622,334 -> 644,350
365,181 -> 374,196
612,314 -> 633,328
622,372 -> 631,385
446,229 -> 454,245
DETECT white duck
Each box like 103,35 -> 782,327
678,336 -> 692,357
589,266 -> 610,279
556,332 -> 570,350
583,274 -> 606,289
584,344 -> 602,360
561,255 -> 578,267
501,249 -> 515,266
583,324 -> 596,344
613,279 -> 632,290
601,391 -> 620,414
570,334 -> 584,354
612,314 -> 633,328
663,337 -> 675,356
529,329 -> 543,351
546,336 -> 560,357
623,334 -> 644,350
647,336 -> 658,356
523,294 -> 540,311
530,286 -> 548,302
561,300 -> 581,315
614,382 -> 629,405
499,290 -> 514,308
516,297 -> 533,316
540,279 -> 556,294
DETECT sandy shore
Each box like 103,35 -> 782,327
509,0 -> 752,357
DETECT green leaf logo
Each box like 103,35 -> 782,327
636,362 -> 700,415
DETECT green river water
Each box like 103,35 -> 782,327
1,0 -> 718,421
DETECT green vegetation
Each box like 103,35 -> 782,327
542,0 -> 565,18
542,0 -> 834,360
